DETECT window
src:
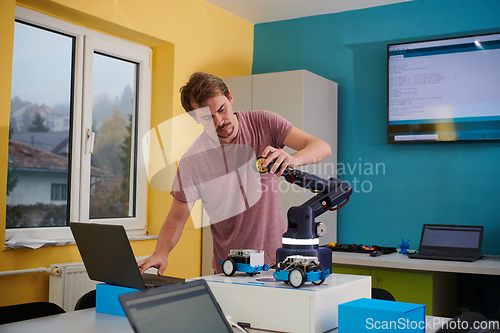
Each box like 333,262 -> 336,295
51,184 -> 67,201
6,7 -> 151,241
89,53 -> 138,219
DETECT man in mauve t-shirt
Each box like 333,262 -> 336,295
139,72 -> 332,275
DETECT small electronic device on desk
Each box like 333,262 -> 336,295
370,250 -> 384,257
273,255 -> 330,288
325,242 -> 397,256
220,249 -> 269,276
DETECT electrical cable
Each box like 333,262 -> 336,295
226,317 -> 248,333
329,197 -> 350,211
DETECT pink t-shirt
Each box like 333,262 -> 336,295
171,110 -> 294,272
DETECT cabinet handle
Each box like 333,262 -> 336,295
375,275 -> 379,288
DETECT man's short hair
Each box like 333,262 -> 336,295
180,72 -> 230,112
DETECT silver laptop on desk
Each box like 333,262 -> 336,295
408,224 -> 484,262
70,222 -> 184,289
119,279 -> 234,333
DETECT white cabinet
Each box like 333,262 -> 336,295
201,70 -> 338,275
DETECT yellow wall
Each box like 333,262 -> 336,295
0,0 -> 253,306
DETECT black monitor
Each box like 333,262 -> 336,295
387,32 -> 500,143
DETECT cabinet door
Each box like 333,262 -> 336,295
252,71 -> 305,131
372,269 -> 434,315
222,75 -> 253,112
253,71 -> 306,221
222,71 -> 338,243
331,265 -> 371,276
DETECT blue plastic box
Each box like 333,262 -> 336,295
338,298 -> 426,332
95,283 -> 139,316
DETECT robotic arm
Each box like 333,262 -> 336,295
255,157 -> 353,271
283,168 -> 351,210
256,157 -> 352,223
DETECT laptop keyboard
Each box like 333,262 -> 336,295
142,273 -> 184,288
408,252 -> 480,262
144,277 -> 171,287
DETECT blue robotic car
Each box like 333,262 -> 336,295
220,249 -> 270,276
273,255 -> 330,288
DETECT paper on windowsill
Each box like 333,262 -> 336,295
5,231 -> 58,249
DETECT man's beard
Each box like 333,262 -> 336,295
217,123 -> 234,138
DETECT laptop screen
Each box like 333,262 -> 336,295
421,225 -> 482,249
120,280 -> 233,333
418,224 -> 484,260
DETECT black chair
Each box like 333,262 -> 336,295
0,302 -> 65,325
74,289 -> 96,311
372,287 -> 396,301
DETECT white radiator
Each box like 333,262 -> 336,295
49,262 -> 97,312
49,256 -> 149,312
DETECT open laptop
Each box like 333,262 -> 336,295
408,224 -> 484,262
69,222 -> 184,289
119,279 -> 234,333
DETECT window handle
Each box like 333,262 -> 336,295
86,128 -> 95,154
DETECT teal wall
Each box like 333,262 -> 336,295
253,0 -> 500,254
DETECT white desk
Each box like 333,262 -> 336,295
200,270 -> 371,332
0,308 -> 449,333
331,251 -> 500,317
0,309 -> 133,333
331,251 -> 500,275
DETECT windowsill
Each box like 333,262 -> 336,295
3,234 -> 158,250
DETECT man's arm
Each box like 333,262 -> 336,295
261,127 -> 332,175
138,197 -> 192,275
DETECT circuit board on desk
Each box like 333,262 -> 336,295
323,243 -> 397,254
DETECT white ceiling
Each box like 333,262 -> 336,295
204,0 -> 413,24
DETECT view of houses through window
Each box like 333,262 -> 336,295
7,21 -> 73,228
89,53 -> 138,219
7,20 -> 140,228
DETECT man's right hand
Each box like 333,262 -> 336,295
138,253 -> 168,276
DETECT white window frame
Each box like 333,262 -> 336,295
5,7 -> 151,242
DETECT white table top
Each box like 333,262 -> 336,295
0,308 -> 254,333
0,308 -> 133,333
0,308 -> 450,333
331,251 -> 500,275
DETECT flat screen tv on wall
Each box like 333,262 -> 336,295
387,32 -> 500,143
